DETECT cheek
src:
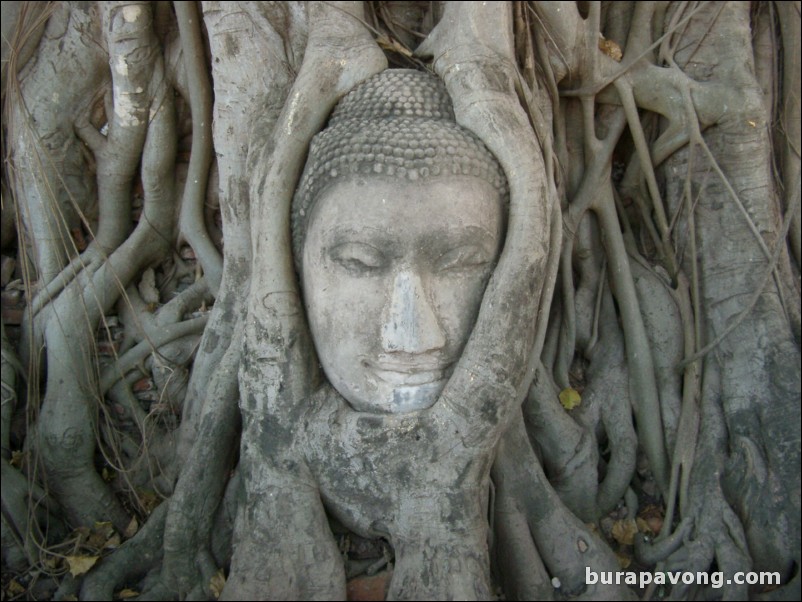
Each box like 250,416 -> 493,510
431,273 -> 490,349
304,268 -> 385,352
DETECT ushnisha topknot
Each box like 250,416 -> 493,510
292,69 -> 509,263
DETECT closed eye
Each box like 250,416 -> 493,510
435,245 -> 492,272
329,242 -> 387,274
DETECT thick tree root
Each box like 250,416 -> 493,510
80,503 -> 167,600
493,412 -> 635,600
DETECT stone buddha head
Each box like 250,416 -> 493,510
293,70 -> 508,414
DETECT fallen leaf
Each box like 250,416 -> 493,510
638,504 -> 664,534
611,518 -> 638,546
10,449 -> 25,468
104,533 -> 121,549
124,516 -> 139,539
641,515 -> 663,534
7,579 -> 26,595
66,555 -> 99,577
599,36 -> 623,61
88,522 -> 115,548
209,570 -> 226,599
132,378 -> 153,392
117,588 -> 140,599
136,489 -> 161,515
559,387 -> 582,410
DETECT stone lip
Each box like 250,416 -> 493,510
370,357 -> 454,388
374,368 -> 447,387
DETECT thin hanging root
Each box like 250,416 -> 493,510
674,83 -> 792,325
585,261 -> 606,354
554,244 -> 576,391
615,79 -> 678,276
634,516 -> 693,566
594,181 -> 670,493
670,137 -> 703,519
3,2 -> 52,85
175,2 -> 222,294
660,275 -> 700,535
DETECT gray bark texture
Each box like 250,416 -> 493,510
1,1 -> 799,601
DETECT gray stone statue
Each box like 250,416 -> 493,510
293,70 -> 508,597
293,69 -> 508,414
227,67 -> 550,600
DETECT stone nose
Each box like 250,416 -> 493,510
381,270 -> 446,354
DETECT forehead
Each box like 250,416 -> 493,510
305,176 -> 503,245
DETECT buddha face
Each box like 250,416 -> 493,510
301,175 -> 504,413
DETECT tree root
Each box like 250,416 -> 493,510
161,332 -> 241,596
80,502 -> 168,601
99,315 -> 208,394
584,298 -> 637,517
228,1 -> 387,597
493,483 -> 554,601
493,411 -> 634,600
6,2 -> 107,285
2,3 -> 799,600
524,364 -> 599,522
29,1 -> 178,531
175,2 -> 222,294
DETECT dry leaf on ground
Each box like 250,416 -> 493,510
66,555 -> 99,577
